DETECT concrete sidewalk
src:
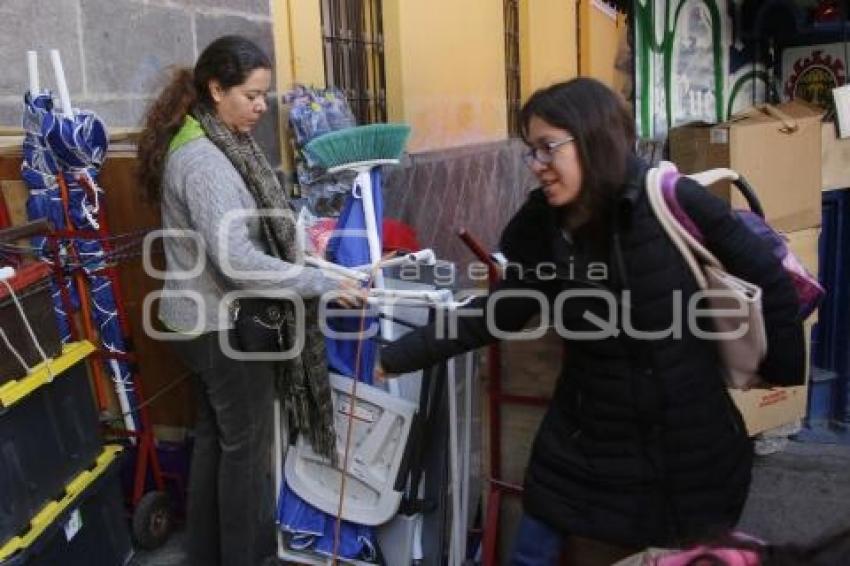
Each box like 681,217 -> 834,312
738,439 -> 850,545
132,439 -> 850,565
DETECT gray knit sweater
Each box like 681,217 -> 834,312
157,137 -> 335,332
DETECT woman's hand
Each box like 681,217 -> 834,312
333,278 -> 369,309
374,363 -> 390,381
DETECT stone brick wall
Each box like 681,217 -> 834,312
0,0 -> 279,164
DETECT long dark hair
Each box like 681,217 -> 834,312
520,77 -> 635,238
136,35 -> 272,202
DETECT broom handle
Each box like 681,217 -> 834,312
355,167 -> 401,396
356,168 -> 383,286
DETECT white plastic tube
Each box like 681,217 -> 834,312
366,294 -> 475,310
379,249 -> 436,269
27,51 -> 39,93
462,351 -> 474,555
109,359 -> 137,434
447,353 -> 464,566
365,297 -> 435,309
412,510 -> 424,561
352,166 -> 401,397
354,168 -> 383,282
50,50 -> 73,118
369,288 -> 449,301
352,248 -> 437,271
304,255 -> 370,282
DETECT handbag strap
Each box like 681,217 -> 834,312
661,164 -> 746,274
646,164 -> 729,290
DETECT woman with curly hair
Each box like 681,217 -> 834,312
138,35 -> 360,566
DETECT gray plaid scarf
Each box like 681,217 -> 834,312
193,105 -> 336,461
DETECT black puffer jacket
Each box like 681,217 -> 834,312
381,157 -> 805,547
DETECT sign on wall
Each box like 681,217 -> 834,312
782,43 -> 847,109
634,0 -> 771,139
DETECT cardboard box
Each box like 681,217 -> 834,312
730,318 -> 814,436
822,121 -> 850,191
785,226 -> 820,277
729,227 -> 819,435
669,101 -> 824,233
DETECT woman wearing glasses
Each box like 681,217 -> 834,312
379,78 -> 804,563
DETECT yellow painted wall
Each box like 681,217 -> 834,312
271,0 -> 325,170
271,0 -> 325,90
579,0 -> 627,88
270,0 -> 625,157
288,1 -> 326,88
519,0 -> 579,102
383,0 -> 507,152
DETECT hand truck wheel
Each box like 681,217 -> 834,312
131,490 -> 173,550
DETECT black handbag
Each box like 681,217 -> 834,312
233,297 -> 286,353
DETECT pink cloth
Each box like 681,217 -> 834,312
614,533 -> 765,566
654,546 -> 761,566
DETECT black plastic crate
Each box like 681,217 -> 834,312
0,447 -> 132,566
0,263 -> 61,386
0,343 -> 102,547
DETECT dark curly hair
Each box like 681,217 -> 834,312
136,35 -> 271,202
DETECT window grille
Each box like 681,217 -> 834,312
504,0 -> 521,137
320,0 -> 387,124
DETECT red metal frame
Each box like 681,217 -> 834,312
0,191 -> 11,230
49,171 -> 165,505
457,229 -> 551,566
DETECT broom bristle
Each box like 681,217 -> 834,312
305,123 -> 411,170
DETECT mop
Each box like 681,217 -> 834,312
324,177 -> 384,383
305,123 -> 412,397
276,123 -> 410,563
289,123 -> 473,564
276,187 -> 384,563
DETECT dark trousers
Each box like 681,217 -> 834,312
511,513 -> 564,566
172,331 -> 276,566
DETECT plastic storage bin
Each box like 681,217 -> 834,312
0,447 -> 132,565
0,342 -> 102,547
0,263 -> 61,386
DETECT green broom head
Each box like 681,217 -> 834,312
305,123 -> 411,171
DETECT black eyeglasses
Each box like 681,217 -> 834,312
522,137 -> 575,167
